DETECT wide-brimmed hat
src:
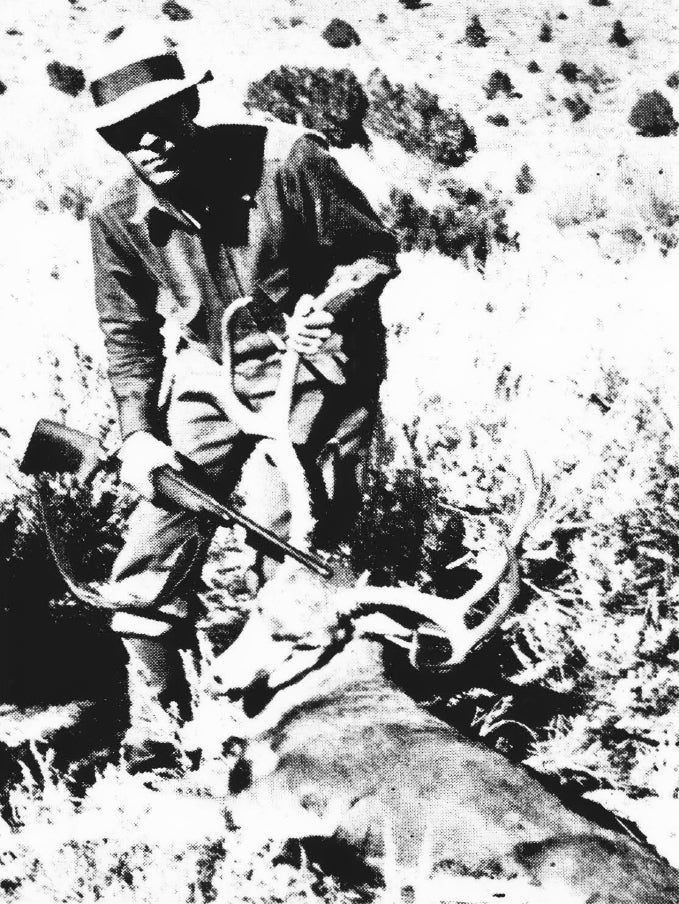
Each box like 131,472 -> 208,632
86,26 -> 212,130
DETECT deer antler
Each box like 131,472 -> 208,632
218,298 -> 314,545
335,452 -> 542,668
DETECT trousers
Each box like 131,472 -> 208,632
108,345 -> 375,750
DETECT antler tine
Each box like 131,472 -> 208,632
335,450 -> 543,668
219,298 -> 270,436
219,297 -> 313,545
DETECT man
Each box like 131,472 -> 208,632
87,28 -> 399,774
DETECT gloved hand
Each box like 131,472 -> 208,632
118,431 -> 180,501
286,294 -> 334,356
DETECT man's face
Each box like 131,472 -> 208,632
98,89 -> 199,189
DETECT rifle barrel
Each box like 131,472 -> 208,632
154,467 -> 334,580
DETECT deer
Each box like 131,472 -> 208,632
187,275 -> 679,903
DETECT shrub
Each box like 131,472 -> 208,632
564,94 -> 591,122
484,71 -> 521,100
161,1 -> 192,21
382,181 -> 518,268
322,19 -> 360,48
246,67 -> 369,148
667,72 -> 679,90
465,15 -> 489,48
46,62 -> 85,97
628,91 -> 678,137
557,61 -> 582,84
610,20 -> 632,48
366,71 -> 477,167
527,60 -> 541,74
516,163 -> 534,194
487,113 -> 509,127
539,23 -> 552,43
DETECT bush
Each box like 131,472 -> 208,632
484,71 -> 521,100
487,113 -> 509,127
464,15 -> 489,48
564,94 -> 591,122
516,163 -> 534,194
161,1 -> 192,21
46,62 -> 85,97
246,67 -> 369,148
322,19 -> 360,48
557,61 -> 582,84
246,67 -> 477,166
366,71 -> 477,167
382,181 -> 518,268
667,72 -> 679,90
628,91 -> 678,137
610,20 -> 632,48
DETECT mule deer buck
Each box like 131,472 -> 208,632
200,283 -> 679,903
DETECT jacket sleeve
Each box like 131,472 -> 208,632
281,135 -> 399,315
90,210 -> 164,440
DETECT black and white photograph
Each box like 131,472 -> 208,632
0,0 -> 678,901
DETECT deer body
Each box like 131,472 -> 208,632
220,627 -> 679,902
208,292 -> 679,902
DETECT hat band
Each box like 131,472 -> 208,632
90,53 -> 185,108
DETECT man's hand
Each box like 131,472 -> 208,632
118,431 -> 180,501
286,294 -> 334,356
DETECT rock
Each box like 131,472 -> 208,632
557,12 -> 568,20
6,28 -> 22,36
667,72 -> 679,90
527,60 -> 541,74
487,113 -> 509,127
162,1 -> 192,22
322,18 -> 360,48
539,23 -> 552,42
465,15 -> 489,48
609,20 -> 631,47
399,0 -> 426,8
377,13 -> 388,23
290,16 -> 303,27
628,91 -> 678,137
0,81 -> 6,96
589,0 -> 610,6
516,163 -> 534,194
46,61 -> 85,97
557,61 -> 582,84
563,94 -> 591,122
484,71 -> 521,100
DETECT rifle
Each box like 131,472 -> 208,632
20,419 -> 334,607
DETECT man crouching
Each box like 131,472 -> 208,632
86,27 -> 399,775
